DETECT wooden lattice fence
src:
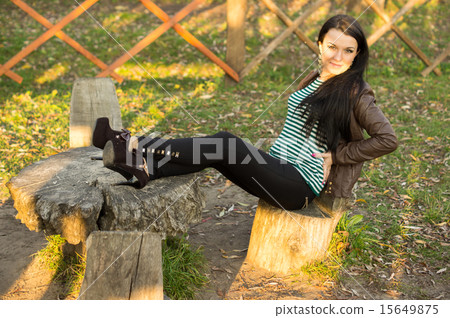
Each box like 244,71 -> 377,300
1,0 -> 446,84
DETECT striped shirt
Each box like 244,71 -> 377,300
269,78 -> 327,195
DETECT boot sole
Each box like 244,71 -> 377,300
103,140 -> 115,168
103,140 -> 134,181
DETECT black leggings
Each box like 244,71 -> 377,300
141,131 -> 315,210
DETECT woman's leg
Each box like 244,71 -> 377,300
140,131 -> 315,210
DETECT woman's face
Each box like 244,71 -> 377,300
318,28 -> 359,80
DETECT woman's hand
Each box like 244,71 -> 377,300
312,151 -> 333,184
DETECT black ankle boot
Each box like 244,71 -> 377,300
92,117 -> 130,149
103,139 -> 152,189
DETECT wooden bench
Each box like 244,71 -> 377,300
6,78 -> 205,299
78,231 -> 163,300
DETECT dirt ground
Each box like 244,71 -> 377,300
0,170 -> 448,300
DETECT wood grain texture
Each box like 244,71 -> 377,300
78,231 -> 163,300
245,196 -> 348,274
69,78 -> 122,148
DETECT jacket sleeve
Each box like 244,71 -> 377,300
331,89 -> 399,165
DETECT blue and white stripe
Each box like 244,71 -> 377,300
269,78 -> 328,195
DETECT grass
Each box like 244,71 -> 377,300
34,235 -> 86,299
162,235 -> 209,299
1,0 -> 448,298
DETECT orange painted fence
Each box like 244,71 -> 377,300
1,0 -> 445,84
1,0 -> 239,84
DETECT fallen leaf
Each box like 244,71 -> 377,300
388,272 -> 395,281
436,268 -> 447,274
386,290 -> 402,297
403,225 -> 422,230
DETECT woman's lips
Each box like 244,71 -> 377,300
330,62 -> 342,67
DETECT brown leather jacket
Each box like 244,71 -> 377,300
297,70 -> 398,198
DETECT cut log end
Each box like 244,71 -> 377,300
245,197 -> 348,275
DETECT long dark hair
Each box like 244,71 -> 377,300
296,15 -> 369,151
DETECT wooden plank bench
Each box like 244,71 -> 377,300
78,231 -> 163,300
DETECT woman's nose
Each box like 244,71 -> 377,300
334,50 -> 343,61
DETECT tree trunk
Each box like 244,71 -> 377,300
69,78 -> 122,148
78,231 -> 163,300
245,196 -> 349,274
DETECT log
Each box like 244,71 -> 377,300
78,231 -> 163,300
225,0 -> 247,86
69,78 -> 122,148
245,195 -> 349,274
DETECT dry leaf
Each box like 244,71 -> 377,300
233,248 -> 248,253
386,290 -> 402,297
388,272 -> 395,281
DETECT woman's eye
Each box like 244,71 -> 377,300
346,49 -> 354,53
327,45 -> 336,50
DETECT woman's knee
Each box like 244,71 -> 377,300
211,131 -> 236,140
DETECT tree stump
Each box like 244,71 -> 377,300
69,78 -> 122,148
78,231 -> 163,300
6,147 -> 205,250
245,195 -> 349,275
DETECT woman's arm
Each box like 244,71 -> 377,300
331,90 -> 399,166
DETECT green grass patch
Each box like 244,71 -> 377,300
34,235 -> 86,299
162,235 -> 209,299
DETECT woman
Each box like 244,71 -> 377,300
93,15 -> 398,210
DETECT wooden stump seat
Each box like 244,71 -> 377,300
245,195 -> 349,275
